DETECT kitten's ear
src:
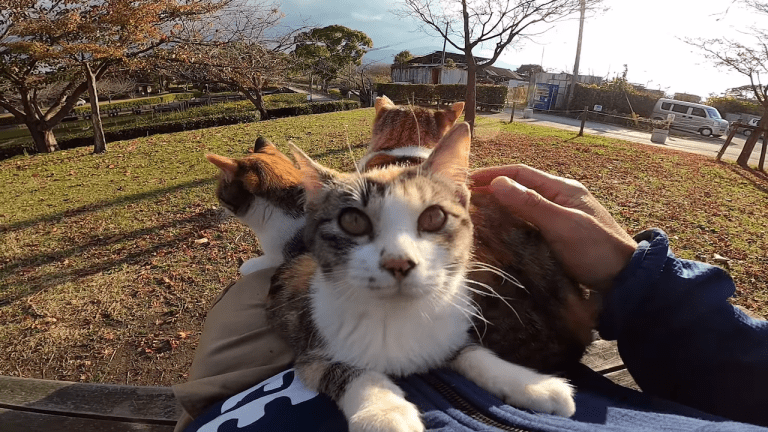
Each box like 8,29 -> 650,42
206,154 -> 238,183
449,101 -> 465,121
289,143 -> 336,202
374,95 -> 395,115
253,136 -> 274,153
423,122 -> 471,185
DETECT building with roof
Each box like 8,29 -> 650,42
391,51 -> 526,87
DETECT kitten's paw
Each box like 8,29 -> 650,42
512,376 -> 575,417
239,256 -> 275,275
348,395 -> 424,432
342,372 -> 424,432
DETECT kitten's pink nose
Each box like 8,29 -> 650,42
381,258 -> 417,281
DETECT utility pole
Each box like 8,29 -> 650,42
565,0 -> 586,111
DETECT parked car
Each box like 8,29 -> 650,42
741,118 -> 760,137
651,98 -> 729,137
75,99 -> 86,106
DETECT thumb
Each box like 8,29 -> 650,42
489,176 -> 572,231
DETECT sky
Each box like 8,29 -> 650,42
276,0 -> 764,99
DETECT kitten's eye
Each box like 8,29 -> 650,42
338,208 -> 372,236
418,205 -> 446,232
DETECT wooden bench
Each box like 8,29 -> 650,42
0,339 -> 634,431
0,376 -> 181,431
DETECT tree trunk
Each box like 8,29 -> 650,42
465,62 -> 478,136
308,71 -> 313,102
85,63 -> 107,154
461,0 -> 477,136
28,123 -> 59,153
240,84 -> 269,120
737,112 -> 767,167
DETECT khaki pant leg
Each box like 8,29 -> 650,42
172,267 -> 294,431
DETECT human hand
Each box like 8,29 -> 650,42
470,164 -> 637,293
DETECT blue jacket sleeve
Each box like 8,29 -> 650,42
598,228 -> 768,427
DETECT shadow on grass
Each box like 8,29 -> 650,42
0,177 -> 217,233
719,163 -> 768,197
0,207 -> 223,306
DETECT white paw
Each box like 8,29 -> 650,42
239,256 -> 274,275
347,395 -> 424,432
513,376 -> 575,417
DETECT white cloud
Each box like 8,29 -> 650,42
352,12 -> 384,22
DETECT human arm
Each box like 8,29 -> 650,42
471,164 -> 768,426
599,228 -> 768,426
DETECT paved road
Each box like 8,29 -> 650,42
480,108 -> 766,167
286,86 -> 334,102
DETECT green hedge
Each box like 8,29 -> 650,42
0,116 -> 19,127
374,83 -> 508,106
73,93 -> 194,115
569,83 -> 659,117
266,100 -> 359,118
56,100 -> 359,151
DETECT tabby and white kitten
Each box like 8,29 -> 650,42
206,137 -> 305,275
268,123 -> 575,432
207,101 -> 597,373
360,96 -> 598,373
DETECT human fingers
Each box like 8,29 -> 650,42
488,176 -> 637,292
487,176 -> 578,233
471,164 -> 587,207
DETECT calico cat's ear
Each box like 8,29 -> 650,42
374,95 -> 395,115
289,143 -> 336,202
423,122 -> 471,186
206,154 -> 238,183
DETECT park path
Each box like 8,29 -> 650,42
480,108 -> 764,167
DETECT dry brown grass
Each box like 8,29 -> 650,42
1,111 -> 766,387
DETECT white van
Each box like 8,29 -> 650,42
651,98 -> 729,137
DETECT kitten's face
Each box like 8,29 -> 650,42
295,123 -> 473,302
206,138 -> 303,217
308,170 -> 472,300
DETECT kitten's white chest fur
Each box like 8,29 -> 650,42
239,198 -> 305,274
310,274 -> 471,376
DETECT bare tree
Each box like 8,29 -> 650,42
158,1 -> 304,119
686,1 -> 767,167
398,0 -> 602,133
96,76 -> 137,103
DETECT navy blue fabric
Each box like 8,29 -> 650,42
599,229 -> 768,426
187,229 -> 768,431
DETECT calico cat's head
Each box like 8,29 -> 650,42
206,137 -> 303,218
292,123 -> 473,301
368,95 -> 465,154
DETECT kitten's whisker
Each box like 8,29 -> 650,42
345,125 -> 361,176
464,279 -> 525,328
267,293 -> 311,312
467,262 -> 527,292
452,299 -> 488,342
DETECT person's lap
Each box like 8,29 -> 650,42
173,267 -> 293,432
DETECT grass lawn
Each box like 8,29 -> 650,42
1,108 -> 766,386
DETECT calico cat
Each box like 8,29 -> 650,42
268,123 -> 575,432
205,137 -> 305,275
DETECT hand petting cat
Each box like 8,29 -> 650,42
470,164 -> 637,294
